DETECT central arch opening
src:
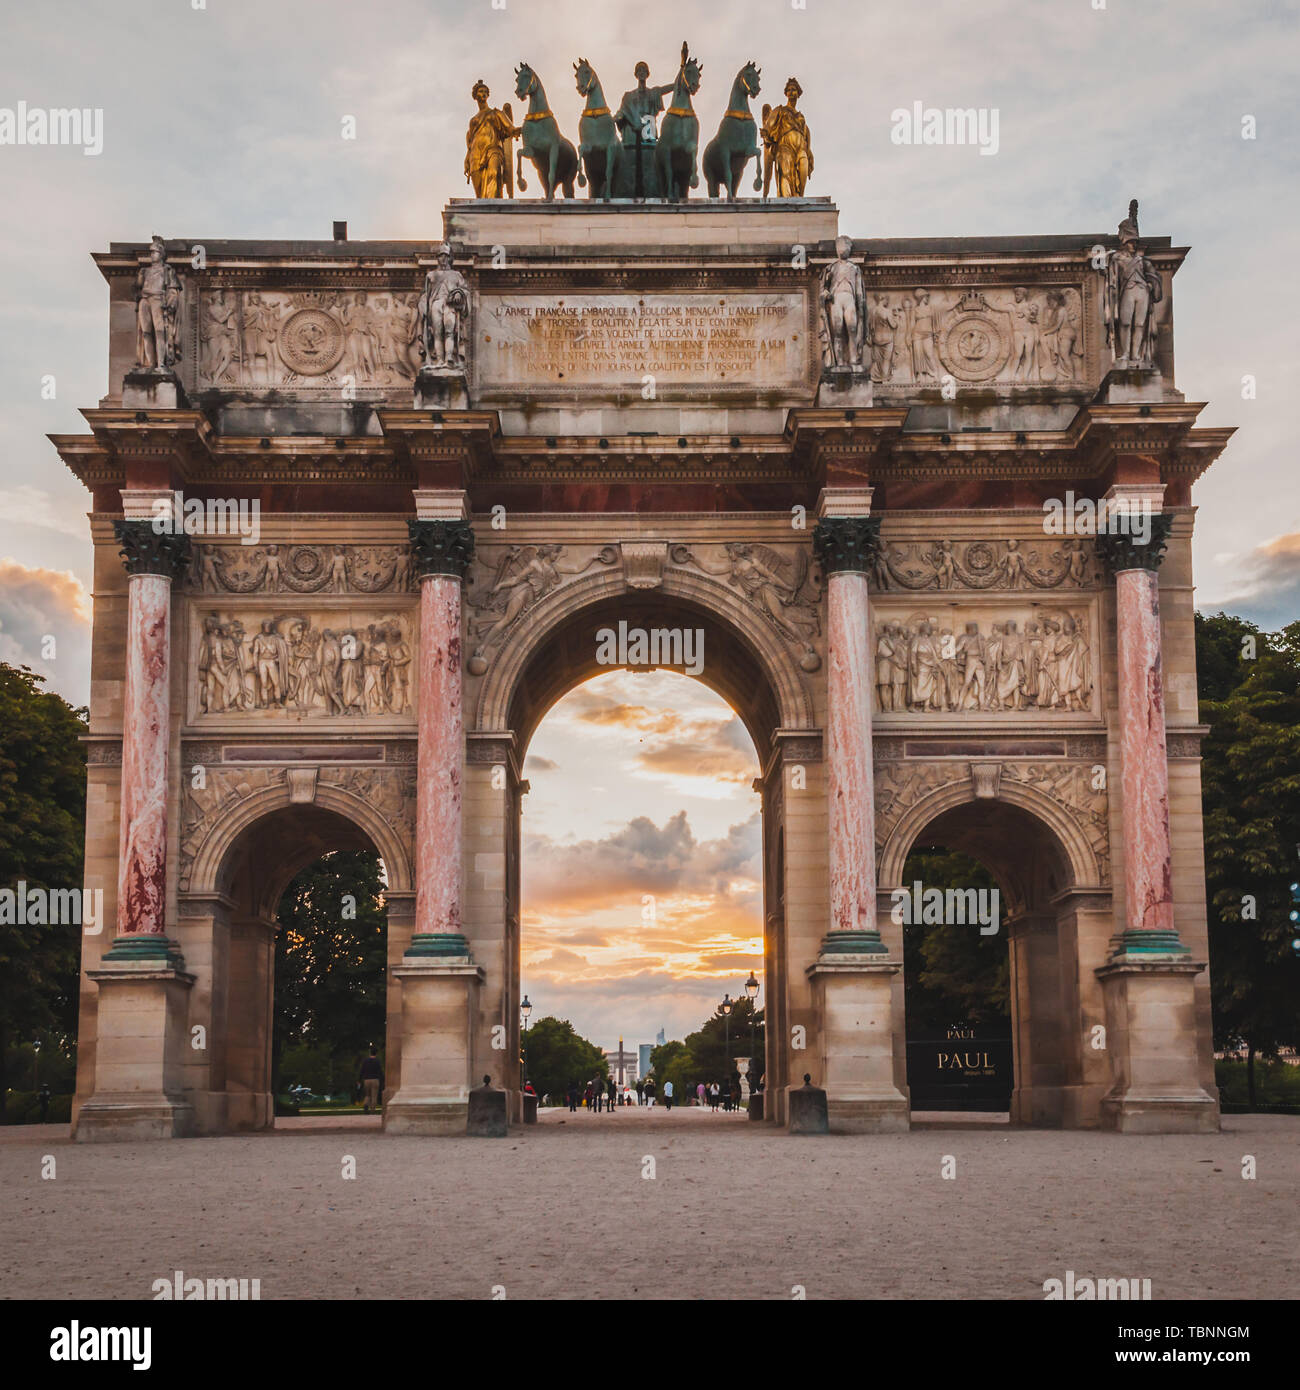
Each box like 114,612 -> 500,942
519,668 -> 765,1116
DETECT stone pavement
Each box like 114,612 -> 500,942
1,1114 -> 1294,1300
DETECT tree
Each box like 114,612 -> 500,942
901,848 -> 1009,1034
273,850 -> 388,1091
0,665 -> 86,1120
522,1016 -> 606,1100
1196,613 -> 1300,1107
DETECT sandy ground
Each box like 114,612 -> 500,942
1,1109 -> 1295,1301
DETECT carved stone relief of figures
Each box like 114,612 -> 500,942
872,759 -> 1110,884
189,543 -> 415,595
869,286 -> 1085,387
178,763 -> 415,893
873,605 -> 1094,714
1001,762 -> 1111,883
876,537 -> 1097,591
178,767 -> 283,892
669,541 -> 823,671
193,610 -> 415,718
195,289 -> 423,389
464,543 -> 618,675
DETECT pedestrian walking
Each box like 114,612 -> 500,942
663,1078 -> 674,1111
636,1079 -> 645,1106
358,1046 -> 384,1113
709,1080 -> 720,1112
606,1077 -> 616,1112
645,1077 -> 656,1107
568,1082 -> 578,1112
696,1081 -> 706,1108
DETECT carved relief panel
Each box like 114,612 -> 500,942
194,288 -> 422,392
185,605 -> 417,724
866,285 -> 1088,389
871,599 -> 1097,716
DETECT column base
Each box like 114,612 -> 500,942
383,955 -> 484,1136
413,367 -> 469,410
75,952 -> 195,1143
816,367 -> 874,408
1096,955 -> 1219,1134
807,955 -> 911,1133
122,368 -> 188,410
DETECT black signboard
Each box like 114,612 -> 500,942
907,1024 -> 1013,1111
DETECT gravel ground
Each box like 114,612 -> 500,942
1,1109 -> 1294,1301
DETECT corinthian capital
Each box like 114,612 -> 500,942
113,519 -> 192,580
408,518 -> 476,579
812,516 -> 882,575
1095,513 -> 1174,575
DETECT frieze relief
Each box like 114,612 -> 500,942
191,609 -> 415,719
867,286 -> 1086,388
873,759 -> 1110,884
178,764 -> 415,894
669,541 -> 822,671
875,537 -> 1097,591
873,602 -> 1094,715
196,288 -> 422,390
190,543 -> 414,595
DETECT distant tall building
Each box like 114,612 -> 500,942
638,1043 -> 653,1079
656,1027 -> 665,1046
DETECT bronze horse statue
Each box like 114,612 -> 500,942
656,43 -> 703,202
702,60 -> 763,199
514,61 -> 578,199
573,57 -> 620,201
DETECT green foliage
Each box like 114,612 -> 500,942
1196,615 -> 1300,1062
901,849 -> 1010,1033
650,998 -> 765,1099
523,1016 -> 607,1098
2,1091 -> 72,1124
273,850 -> 388,1090
1214,1058 -> 1300,1113
0,664 -> 87,1120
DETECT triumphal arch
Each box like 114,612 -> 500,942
54,59 -> 1232,1139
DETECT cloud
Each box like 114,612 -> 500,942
0,560 -> 91,705
1198,532 -> 1300,630
523,754 -> 558,772
0,486 -> 88,540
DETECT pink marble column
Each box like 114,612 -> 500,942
408,518 -> 475,956
106,519 -> 189,961
814,515 -> 886,953
1114,563 -> 1183,952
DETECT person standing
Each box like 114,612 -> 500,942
568,1082 -> 578,1113
636,1079 -> 645,1106
358,1047 -> 383,1114
606,1077 -> 617,1113
583,1081 -> 594,1110
696,1080 -> 706,1108
644,1077 -> 656,1107
663,1078 -> 674,1112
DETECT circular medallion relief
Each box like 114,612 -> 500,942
939,311 -> 1010,382
279,308 -> 345,376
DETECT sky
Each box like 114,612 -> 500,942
1,0 -> 1296,1048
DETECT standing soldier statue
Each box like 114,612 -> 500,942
820,235 -> 867,368
1099,199 -> 1163,370
134,235 -> 182,372
464,79 -> 519,199
417,245 -> 469,371
761,77 -> 813,197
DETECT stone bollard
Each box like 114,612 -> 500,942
748,1091 -> 764,1122
522,1093 -> 539,1125
787,1074 -> 829,1135
467,1074 -> 508,1137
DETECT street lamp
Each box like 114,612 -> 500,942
32,1038 -> 42,1090
720,992 -> 733,1075
520,995 -> 532,1088
744,971 -> 760,1078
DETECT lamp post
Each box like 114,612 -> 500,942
745,970 -> 759,1075
520,994 -> 532,1089
32,1038 -> 42,1090
720,992 -> 733,1073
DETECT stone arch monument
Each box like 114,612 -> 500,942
54,150 -> 1231,1137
